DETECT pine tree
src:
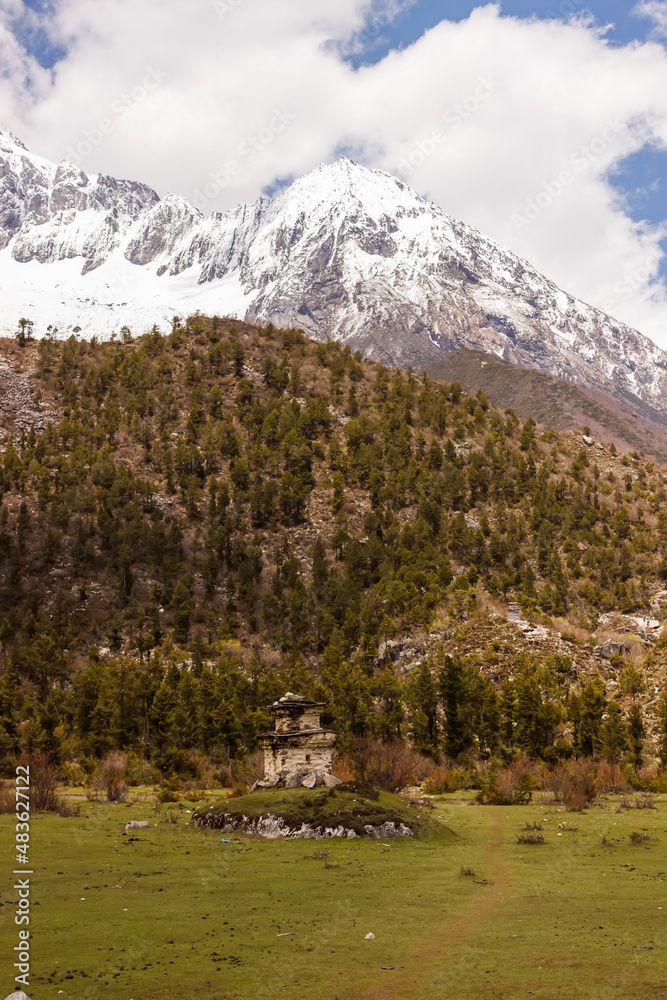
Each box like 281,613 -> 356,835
312,536 -> 328,586
439,654 -> 471,759
407,661 -> 439,756
600,702 -> 627,763
572,680 -> 606,756
627,704 -> 645,770
330,473 -> 345,515
499,680 -> 517,748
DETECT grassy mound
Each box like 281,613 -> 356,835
194,787 -> 445,839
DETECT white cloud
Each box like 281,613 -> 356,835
634,1 -> 667,37
1,1 -> 667,346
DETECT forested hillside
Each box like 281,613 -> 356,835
1,315 -> 666,780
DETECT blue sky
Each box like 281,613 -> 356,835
11,0 -> 66,69
349,0 -> 661,64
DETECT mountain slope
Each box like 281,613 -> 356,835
2,130 -> 667,425
428,350 -> 667,461
1,316 -> 666,766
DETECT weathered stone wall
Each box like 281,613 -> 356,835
262,732 -> 335,779
274,706 -> 322,733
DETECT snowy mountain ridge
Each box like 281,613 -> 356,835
2,129 -> 667,423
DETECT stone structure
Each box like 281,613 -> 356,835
255,692 -> 340,789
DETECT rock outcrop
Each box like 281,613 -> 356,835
193,811 -> 412,840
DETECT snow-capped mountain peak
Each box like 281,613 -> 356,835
1,133 -> 667,424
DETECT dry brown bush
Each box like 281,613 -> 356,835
0,778 -> 14,813
477,756 -> 541,805
229,750 -> 264,788
595,760 -> 627,794
340,737 -> 434,792
542,758 -> 599,810
423,765 -> 470,794
92,751 -> 128,802
24,754 -> 77,815
619,795 -> 656,810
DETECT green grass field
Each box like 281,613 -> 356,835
1,789 -> 666,999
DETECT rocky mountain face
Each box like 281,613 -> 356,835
2,129 -> 667,423
0,131 -> 158,268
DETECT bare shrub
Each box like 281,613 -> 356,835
0,778 -> 14,813
25,754 -> 75,815
630,830 -> 653,845
227,784 -> 249,798
542,758 -> 598,810
331,756 -> 354,783
525,820 -> 543,830
619,795 -> 657,810
95,751 -> 128,802
423,765 -> 470,794
30,754 -> 61,811
476,757 -> 539,805
459,866 -> 475,877
228,750 -> 264,792
517,831 -> 545,845
596,760 -> 626,795
340,738 -> 434,792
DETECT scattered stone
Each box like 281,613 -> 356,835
365,933 -> 375,940
124,820 -> 149,831
0,355 -> 56,436
650,590 -> 667,610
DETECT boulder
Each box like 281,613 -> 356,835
582,434 -> 594,446
124,820 -> 149,831
284,772 -> 302,789
5,994 -> 32,1000
252,775 -> 280,791
322,772 -> 342,788
377,640 -> 403,665
301,772 -> 318,789
595,642 -> 630,659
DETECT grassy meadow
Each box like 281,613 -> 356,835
1,788 -> 666,1000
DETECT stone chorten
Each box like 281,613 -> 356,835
255,692 -> 341,789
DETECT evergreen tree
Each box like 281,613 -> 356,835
439,654 -> 471,759
599,702 -> 627,763
407,661 -> 439,756
627,704 -> 645,770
